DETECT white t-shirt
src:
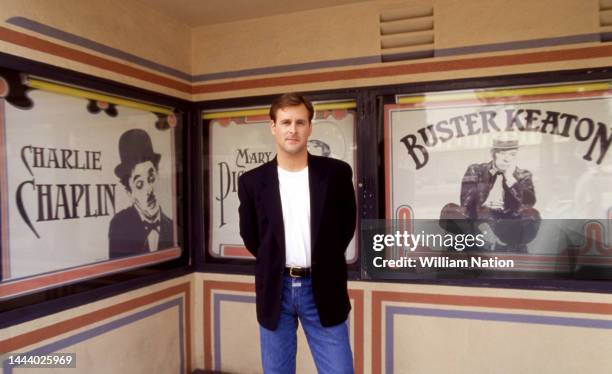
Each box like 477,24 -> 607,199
278,166 -> 311,268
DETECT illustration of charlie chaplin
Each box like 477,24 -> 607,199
108,129 -> 174,258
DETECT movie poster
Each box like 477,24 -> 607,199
209,108 -> 356,261
1,86 -> 178,281
386,82 -> 612,262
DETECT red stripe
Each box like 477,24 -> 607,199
0,26 -> 191,93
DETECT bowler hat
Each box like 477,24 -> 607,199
492,137 -> 519,150
114,129 -> 161,178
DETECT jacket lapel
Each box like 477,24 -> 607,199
308,154 -> 328,252
261,159 -> 285,254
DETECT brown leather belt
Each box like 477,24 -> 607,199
285,267 -> 311,278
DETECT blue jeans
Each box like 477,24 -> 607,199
259,275 -> 354,374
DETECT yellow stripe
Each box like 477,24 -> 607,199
28,78 -> 173,115
397,82 -> 611,104
202,101 -> 356,120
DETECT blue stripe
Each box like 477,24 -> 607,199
384,305 -> 612,374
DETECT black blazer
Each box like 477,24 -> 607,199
238,154 -> 356,330
108,206 -> 174,259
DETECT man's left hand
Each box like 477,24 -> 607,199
503,166 -> 518,186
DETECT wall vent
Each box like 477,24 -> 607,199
379,5 -> 434,62
601,0 -> 612,41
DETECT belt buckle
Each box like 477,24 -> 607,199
289,267 -> 301,278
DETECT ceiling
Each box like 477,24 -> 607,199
137,0 -> 372,27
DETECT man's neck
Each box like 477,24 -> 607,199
277,150 -> 308,172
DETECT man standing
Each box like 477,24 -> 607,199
238,93 -> 356,373
108,128 -> 174,258
440,137 -> 540,252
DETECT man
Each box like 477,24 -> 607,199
440,137 -> 540,252
238,93 -> 356,373
108,128 -> 174,258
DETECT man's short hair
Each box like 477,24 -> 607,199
269,93 -> 314,123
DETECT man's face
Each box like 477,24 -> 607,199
128,160 -> 159,218
493,149 -> 518,171
270,104 -> 312,156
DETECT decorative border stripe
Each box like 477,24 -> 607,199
0,247 -> 182,299
192,45 -> 612,94
3,19 -> 612,96
385,305 -> 612,374
2,298 -> 185,374
435,33 -> 601,57
6,18 -> 607,84
203,280 -> 364,374
0,281 -> 191,374
6,17 -> 192,82
0,100 -> 9,278
0,26 -> 191,93
193,56 -> 382,82
213,293 -> 256,372
371,290 -> 612,374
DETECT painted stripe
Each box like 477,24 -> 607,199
370,290 -> 612,374
212,292 -> 358,373
348,289 -> 364,374
193,56 -> 381,82
0,100 -> 9,279
203,281 -> 254,370
193,45 -> 612,94
0,283 -> 190,353
385,305 -> 612,374
213,294 -> 256,372
5,17 -> 192,82
0,26 -> 191,93
435,33 -> 601,58
204,281 -> 364,374
2,298 -> 184,374
4,17 -> 609,88
0,247 -> 182,299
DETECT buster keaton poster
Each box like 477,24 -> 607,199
386,83 -> 612,258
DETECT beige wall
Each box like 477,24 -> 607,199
436,0 -> 598,48
0,0 -> 609,101
190,0 -> 610,100
0,0 -> 192,99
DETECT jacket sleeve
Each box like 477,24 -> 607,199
459,164 -> 480,209
339,162 -> 357,251
237,175 -> 260,257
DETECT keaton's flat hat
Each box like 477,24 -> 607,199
492,137 -> 519,150
114,129 -> 161,178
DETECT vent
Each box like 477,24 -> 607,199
379,5 -> 434,62
601,0 -> 612,41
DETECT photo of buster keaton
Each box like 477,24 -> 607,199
108,129 -> 174,259
440,137 -> 541,252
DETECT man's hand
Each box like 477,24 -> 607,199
503,164 -> 518,186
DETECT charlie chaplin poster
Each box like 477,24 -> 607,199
1,87 -> 177,281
